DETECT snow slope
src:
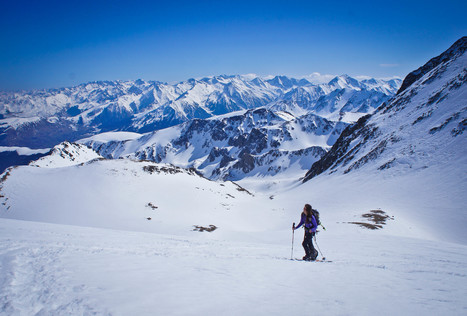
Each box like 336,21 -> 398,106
305,39 -> 467,180
31,142 -> 103,168
0,137 -> 466,315
301,36 -> 467,244
0,159 -> 260,236
1,217 -> 466,316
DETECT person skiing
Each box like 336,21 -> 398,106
293,204 -> 318,261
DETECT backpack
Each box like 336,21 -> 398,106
311,208 -> 326,230
311,209 -> 321,227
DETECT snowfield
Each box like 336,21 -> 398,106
1,213 -> 466,315
0,154 -> 466,315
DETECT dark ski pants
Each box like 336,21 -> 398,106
302,231 -> 317,259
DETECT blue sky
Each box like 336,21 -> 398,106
0,0 -> 466,90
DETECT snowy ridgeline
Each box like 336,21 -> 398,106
0,74 -> 400,131
0,74 -> 400,176
77,108 -> 348,182
0,74 -> 400,151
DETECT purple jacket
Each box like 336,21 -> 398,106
295,212 -> 318,233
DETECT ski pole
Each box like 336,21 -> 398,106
291,222 -> 295,260
314,235 -> 326,261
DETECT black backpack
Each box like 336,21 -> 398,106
312,209 -> 325,230
311,208 -> 320,226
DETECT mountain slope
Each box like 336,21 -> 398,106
300,37 -> 467,243
0,150 -> 257,235
304,37 -> 466,180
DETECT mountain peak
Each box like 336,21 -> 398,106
31,141 -> 102,168
266,75 -> 296,89
397,36 -> 467,95
328,75 -> 361,89
304,37 -> 466,182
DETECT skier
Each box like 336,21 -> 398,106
293,204 -> 318,261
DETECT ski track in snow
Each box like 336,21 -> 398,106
1,218 -> 466,316
0,233 -> 108,315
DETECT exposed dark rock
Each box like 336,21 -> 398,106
344,139 -> 388,174
142,164 -> 203,177
347,210 -> 394,230
233,152 -> 256,174
429,111 -> 461,134
451,118 -> 467,136
193,225 -> 217,232
412,110 -> 433,125
219,155 -> 235,168
303,115 -> 372,182
246,128 -> 268,154
378,158 -> 396,170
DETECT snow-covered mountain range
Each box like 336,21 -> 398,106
0,73 -> 401,176
0,74 -> 400,149
80,108 -> 348,181
0,38 -> 466,315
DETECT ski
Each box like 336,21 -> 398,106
288,258 -> 333,262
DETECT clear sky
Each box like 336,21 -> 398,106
1,0 -> 466,91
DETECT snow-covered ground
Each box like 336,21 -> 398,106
0,151 -> 466,315
1,211 -> 466,315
